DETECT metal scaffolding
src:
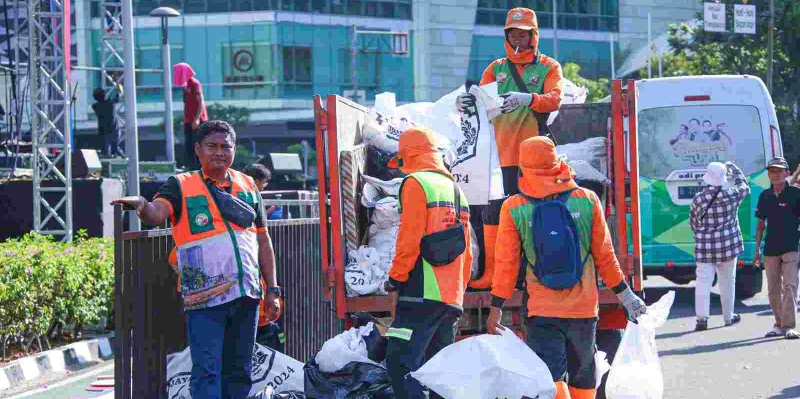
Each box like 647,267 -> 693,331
29,0 -> 72,242
100,0 -> 125,136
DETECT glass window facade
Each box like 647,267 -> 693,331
102,0 -> 413,20
90,22 -> 414,103
475,0 -> 618,32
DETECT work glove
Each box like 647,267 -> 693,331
500,92 -> 533,114
455,92 -> 477,115
617,287 -> 648,323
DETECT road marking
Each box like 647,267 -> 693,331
6,363 -> 114,399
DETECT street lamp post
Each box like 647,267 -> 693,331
150,6 -> 180,164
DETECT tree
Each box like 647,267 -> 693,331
643,0 -> 800,166
562,62 -> 609,103
162,103 -> 253,137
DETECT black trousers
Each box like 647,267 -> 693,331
184,122 -> 201,170
385,301 -> 462,399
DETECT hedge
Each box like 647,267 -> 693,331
0,231 -> 114,341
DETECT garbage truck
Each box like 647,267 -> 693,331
312,79 -> 643,375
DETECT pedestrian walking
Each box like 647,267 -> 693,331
486,136 -> 647,399
754,157 -> 800,340
112,120 -> 282,398
689,161 -> 750,331
383,127 -> 473,399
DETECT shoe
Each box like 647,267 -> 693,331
765,326 -> 785,337
695,318 -> 708,331
786,329 -> 800,340
724,314 -> 741,326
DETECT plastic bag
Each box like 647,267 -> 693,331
605,290 -> 676,399
410,328 -> 556,399
367,198 -> 401,274
595,350 -> 612,388
166,343 -> 304,398
315,322 -> 383,373
469,221 -> 481,280
366,146 -> 406,181
344,246 -> 386,297
304,357 -> 394,399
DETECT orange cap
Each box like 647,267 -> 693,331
387,127 -> 439,169
505,7 -> 537,31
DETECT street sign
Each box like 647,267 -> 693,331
704,2 -> 726,33
734,4 -> 756,34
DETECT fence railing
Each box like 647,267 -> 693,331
114,195 -> 342,399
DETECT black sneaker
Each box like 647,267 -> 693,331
725,314 -> 742,326
695,319 -> 708,331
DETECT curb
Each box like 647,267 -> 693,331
0,336 -> 113,393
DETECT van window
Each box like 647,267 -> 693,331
638,105 -> 765,179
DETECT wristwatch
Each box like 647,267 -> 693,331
266,286 -> 282,298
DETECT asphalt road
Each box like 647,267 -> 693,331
646,276 -> 800,399
11,276 -> 800,399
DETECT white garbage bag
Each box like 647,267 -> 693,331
367,197 -> 401,275
605,290 -> 676,399
595,350 -> 612,388
568,159 -> 612,186
315,322 -> 382,373
371,84 -> 504,205
410,328 -> 556,399
344,246 -> 387,297
557,137 -> 607,166
166,343 -> 304,398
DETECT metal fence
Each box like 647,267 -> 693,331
114,195 -> 342,399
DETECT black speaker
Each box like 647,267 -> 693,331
72,149 -> 102,178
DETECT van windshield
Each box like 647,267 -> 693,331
638,105 -> 766,180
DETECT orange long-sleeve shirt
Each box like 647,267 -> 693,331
491,188 -> 625,318
480,56 -> 564,114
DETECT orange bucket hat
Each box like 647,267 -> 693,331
387,127 -> 440,169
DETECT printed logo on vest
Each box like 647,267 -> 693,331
528,75 -> 540,85
512,12 -> 523,21
195,212 -> 209,227
497,72 -> 508,83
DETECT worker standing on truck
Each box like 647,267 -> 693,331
112,120 -> 282,399
455,7 -> 564,290
485,136 -> 647,399
383,127 -> 473,399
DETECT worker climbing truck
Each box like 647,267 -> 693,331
313,79 -> 644,392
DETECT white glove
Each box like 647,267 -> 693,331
456,92 -> 477,115
617,287 -> 647,322
500,92 -> 533,114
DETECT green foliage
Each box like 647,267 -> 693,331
206,103 -> 251,127
643,0 -> 800,166
562,62 -> 610,103
286,142 -> 317,168
163,103 -> 253,137
0,232 -> 114,340
233,145 -> 260,171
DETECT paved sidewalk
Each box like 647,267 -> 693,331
0,335 -> 113,398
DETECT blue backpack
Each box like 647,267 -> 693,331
523,190 -> 590,290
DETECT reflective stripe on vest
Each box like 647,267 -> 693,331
171,169 -> 263,310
